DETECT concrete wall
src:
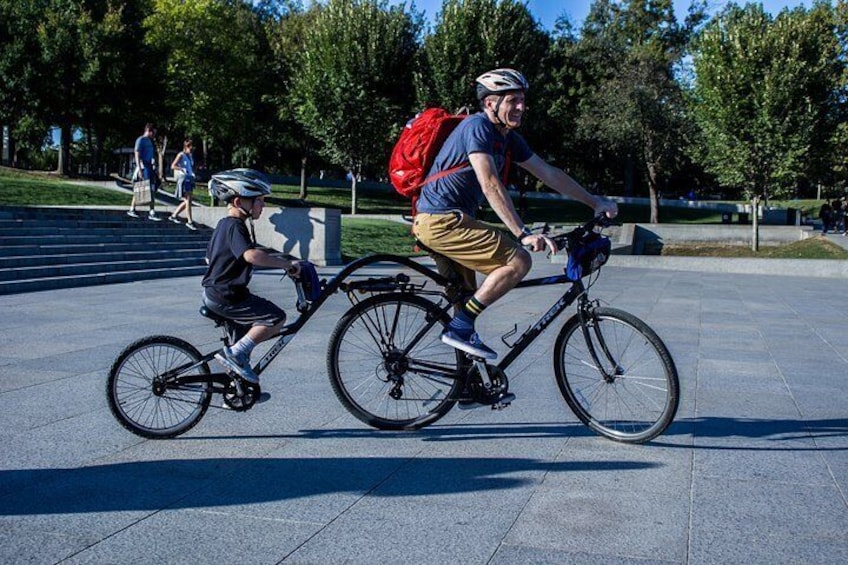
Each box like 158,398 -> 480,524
620,223 -> 816,255
190,206 -> 342,266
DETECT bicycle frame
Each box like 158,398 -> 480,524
250,254 -> 453,376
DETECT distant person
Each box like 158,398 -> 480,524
168,138 -> 197,230
201,169 -> 301,384
819,200 -> 832,234
127,123 -> 161,221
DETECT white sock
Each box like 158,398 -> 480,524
231,335 -> 257,360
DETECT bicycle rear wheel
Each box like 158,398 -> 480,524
107,335 -> 212,439
327,293 -> 462,430
554,307 -> 679,443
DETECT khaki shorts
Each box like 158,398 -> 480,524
412,211 -> 521,291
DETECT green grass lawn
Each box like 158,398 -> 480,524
662,237 -> 848,259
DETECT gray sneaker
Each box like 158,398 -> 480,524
127,209 -> 140,218
168,215 -> 181,224
186,221 -> 197,231
215,346 -> 259,384
148,211 -> 162,222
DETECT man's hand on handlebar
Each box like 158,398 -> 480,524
521,233 -> 558,255
594,197 -> 618,219
287,261 -> 302,278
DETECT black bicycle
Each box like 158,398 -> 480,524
326,215 -> 679,444
107,250 -> 463,439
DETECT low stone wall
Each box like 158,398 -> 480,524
618,223 -> 817,255
190,206 -> 342,266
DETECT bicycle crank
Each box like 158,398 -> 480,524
222,380 -> 261,411
466,362 -> 513,409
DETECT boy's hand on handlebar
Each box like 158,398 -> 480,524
521,233 -> 558,255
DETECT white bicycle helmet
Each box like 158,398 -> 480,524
475,68 -> 529,101
209,168 -> 272,203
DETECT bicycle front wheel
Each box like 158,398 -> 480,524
107,335 -> 212,439
554,307 -> 679,443
327,293 -> 462,430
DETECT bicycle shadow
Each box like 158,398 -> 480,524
658,416 -> 848,450
188,421 -> 595,442
0,455 -> 657,517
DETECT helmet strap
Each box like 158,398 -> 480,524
493,95 -> 507,127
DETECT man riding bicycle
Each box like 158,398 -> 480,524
412,68 -> 618,363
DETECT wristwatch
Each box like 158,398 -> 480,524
519,226 -> 533,238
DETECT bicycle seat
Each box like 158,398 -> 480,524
199,305 -> 229,326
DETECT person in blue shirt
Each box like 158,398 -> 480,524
127,123 -> 161,221
168,138 -> 197,230
413,68 -> 618,364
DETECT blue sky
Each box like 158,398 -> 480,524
391,0 -> 812,30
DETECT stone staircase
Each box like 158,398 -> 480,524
0,206 -> 210,295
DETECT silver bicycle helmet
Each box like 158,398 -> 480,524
209,168 -> 272,203
475,68 -> 529,101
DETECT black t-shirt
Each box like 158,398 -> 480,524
202,216 -> 253,303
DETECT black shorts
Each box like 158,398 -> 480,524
202,291 -> 286,327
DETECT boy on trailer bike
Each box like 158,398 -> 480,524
202,169 -> 301,384
412,68 -> 618,381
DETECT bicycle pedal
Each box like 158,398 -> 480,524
491,393 -> 515,410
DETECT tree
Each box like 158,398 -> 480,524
419,0 -> 549,112
690,3 -> 844,201
265,1 -> 322,197
292,0 -> 420,213
36,0 -> 142,175
145,0 -> 271,170
569,0 -> 705,223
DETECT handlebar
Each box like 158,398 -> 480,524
525,214 -> 616,254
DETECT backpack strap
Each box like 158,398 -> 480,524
409,162 -> 469,217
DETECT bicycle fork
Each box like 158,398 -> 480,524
578,302 -> 623,382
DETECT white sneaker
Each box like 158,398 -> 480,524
186,222 -> 197,231
168,215 -> 181,224
127,210 -> 140,218
215,346 -> 259,384
148,212 -> 162,222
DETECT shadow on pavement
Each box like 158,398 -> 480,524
0,456 -> 657,516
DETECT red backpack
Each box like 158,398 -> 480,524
388,107 -> 469,214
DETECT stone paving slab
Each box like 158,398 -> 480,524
0,259 -> 847,564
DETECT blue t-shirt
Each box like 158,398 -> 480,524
176,152 -> 194,179
202,217 -> 254,303
134,135 -> 156,167
415,112 -> 533,216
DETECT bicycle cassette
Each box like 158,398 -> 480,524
223,381 -> 261,412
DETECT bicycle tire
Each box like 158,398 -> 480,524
554,307 -> 679,444
107,335 -> 212,439
327,293 -> 462,430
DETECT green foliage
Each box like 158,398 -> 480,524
565,0 -> 704,223
690,3 -> 844,200
145,0 -> 273,166
418,0 -> 549,111
292,0 -> 420,177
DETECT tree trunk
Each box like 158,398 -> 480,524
350,171 -> 358,215
299,156 -> 308,200
57,124 -> 72,175
646,161 -> 661,224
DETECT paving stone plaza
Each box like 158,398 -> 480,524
1,252 -> 847,563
